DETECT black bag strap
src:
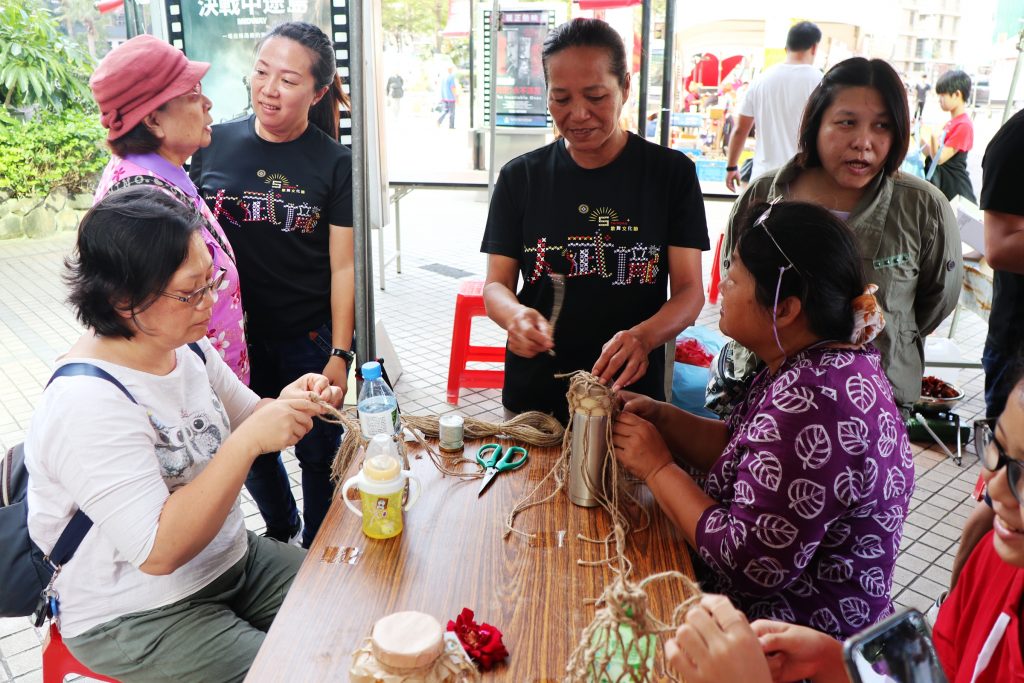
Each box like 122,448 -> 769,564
188,341 -> 206,363
45,363 -> 137,403
40,342 -> 205,568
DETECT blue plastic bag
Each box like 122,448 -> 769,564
671,327 -> 727,419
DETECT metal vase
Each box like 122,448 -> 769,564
569,411 -> 609,508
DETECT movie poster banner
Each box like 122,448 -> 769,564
484,9 -> 555,128
177,0 -> 335,123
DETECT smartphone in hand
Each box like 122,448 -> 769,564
843,608 -> 948,683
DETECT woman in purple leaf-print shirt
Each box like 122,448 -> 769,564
613,201 -> 912,638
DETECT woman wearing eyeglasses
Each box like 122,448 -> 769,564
656,380 -> 1024,683
719,57 -> 962,410
24,188 -> 342,681
88,36 -> 248,385
613,201 -> 912,638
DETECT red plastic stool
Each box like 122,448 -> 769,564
43,622 -> 120,683
708,232 -> 725,304
447,280 -> 506,404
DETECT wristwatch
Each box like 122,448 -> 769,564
726,165 -> 739,172
330,347 -> 355,366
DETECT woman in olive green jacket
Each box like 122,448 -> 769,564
722,57 -> 962,408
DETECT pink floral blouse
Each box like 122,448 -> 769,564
94,155 -> 250,384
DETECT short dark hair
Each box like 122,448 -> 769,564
796,57 -> 910,177
936,69 -> 972,101
734,201 -> 865,342
786,21 -> 821,52
258,22 -> 351,141
542,18 -> 628,88
107,116 -> 162,157
65,186 -> 204,339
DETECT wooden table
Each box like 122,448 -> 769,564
247,440 -> 695,681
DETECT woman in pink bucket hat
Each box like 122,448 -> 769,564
90,34 -> 250,386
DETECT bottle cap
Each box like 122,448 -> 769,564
361,361 -> 382,381
363,435 -> 400,481
363,453 -> 401,482
370,611 -> 444,670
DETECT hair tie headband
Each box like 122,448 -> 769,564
849,284 -> 885,348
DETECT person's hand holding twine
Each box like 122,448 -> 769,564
752,619 -> 847,683
279,372 -> 343,408
611,410 -> 671,482
592,329 -> 649,391
665,595 -> 773,683
507,306 -> 554,358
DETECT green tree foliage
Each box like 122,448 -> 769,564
0,0 -> 94,110
0,107 -> 107,197
382,0 -> 444,51
58,0 -> 114,61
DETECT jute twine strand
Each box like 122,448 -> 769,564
564,571 -> 703,683
504,373 -> 649,560
492,373 -> 702,682
316,400 -> 564,484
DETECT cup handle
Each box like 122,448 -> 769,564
341,476 -> 362,517
402,473 -> 421,511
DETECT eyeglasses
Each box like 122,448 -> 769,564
753,197 -> 803,358
159,268 -> 226,308
753,197 -> 803,277
975,418 -> 1024,505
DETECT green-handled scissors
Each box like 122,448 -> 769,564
476,443 -> 529,497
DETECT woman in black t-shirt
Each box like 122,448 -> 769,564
481,18 -> 709,422
190,22 -> 354,548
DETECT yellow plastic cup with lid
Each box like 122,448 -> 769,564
342,434 -> 422,539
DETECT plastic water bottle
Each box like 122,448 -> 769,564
357,361 -> 400,438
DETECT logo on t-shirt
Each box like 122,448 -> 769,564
209,168 -> 323,235
525,203 -> 658,287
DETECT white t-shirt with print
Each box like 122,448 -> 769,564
25,337 -> 261,637
740,63 -> 823,180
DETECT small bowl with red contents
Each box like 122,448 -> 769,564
914,375 -> 965,414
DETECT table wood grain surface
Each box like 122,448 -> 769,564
247,439 -> 695,682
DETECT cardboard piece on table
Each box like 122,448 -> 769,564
955,198 -> 984,256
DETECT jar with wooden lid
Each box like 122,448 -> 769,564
350,611 -> 479,682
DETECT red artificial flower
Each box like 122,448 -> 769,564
446,607 -> 509,671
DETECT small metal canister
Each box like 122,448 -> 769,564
438,414 -> 464,452
568,410 -> 608,507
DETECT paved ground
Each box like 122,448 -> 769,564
0,186 -> 989,681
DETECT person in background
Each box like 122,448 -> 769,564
721,57 -> 962,411
725,21 -> 823,192
190,21 -> 354,549
437,66 -> 458,129
949,109 -> 1024,591
386,72 -> 404,116
914,73 -> 930,120
88,35 -> 249,384
481,17 -> 708,423
923,69 -> 976,203
614,201 -> 911,638
663,372 -> 1024,683
26,188 -> 341,682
